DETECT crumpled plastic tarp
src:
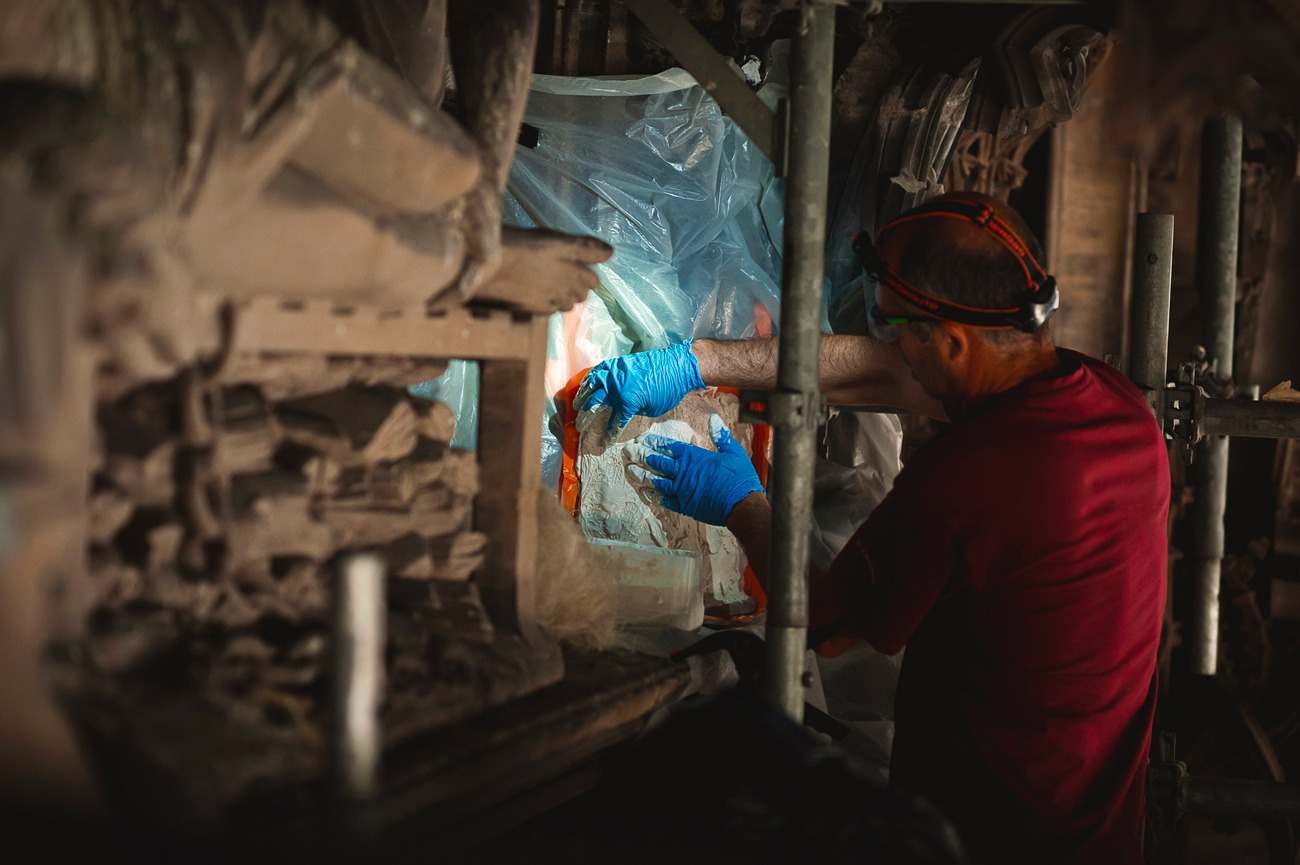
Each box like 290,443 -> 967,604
515,70 -> 785,352
811,409 -> 904,571
409,360 -> 479,450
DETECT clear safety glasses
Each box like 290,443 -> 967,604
867,303 -> 936,341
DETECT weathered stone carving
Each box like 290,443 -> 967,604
946,9 -> 1112,201
0,0 -> 606,821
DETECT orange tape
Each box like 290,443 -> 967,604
558,368 -> 590,518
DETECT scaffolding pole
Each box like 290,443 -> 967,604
1186,777 -> 1300,821
1200,398 -> 1300,439
1189,115 -> 1242,677
333,552 -> 386,802
1127,213 -> 1175,408
762,1 -> 834,721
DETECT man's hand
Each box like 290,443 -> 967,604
626,414 -> 764,526
576,340 -> 706,434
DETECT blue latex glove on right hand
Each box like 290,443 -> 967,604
576,340 -> 706,434
626,414 -> 765,527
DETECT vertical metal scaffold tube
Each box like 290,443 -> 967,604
1190,115 -> 1242,677
763,1 -> 834,721
1126,213 -> 1175,409
333,552 -> 387,801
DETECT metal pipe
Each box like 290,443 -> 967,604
1186,777 -> 1300,821
1201,397 -> 1300,440
762,0 -> 834,722
1126,213 -> 1175,414
333,552 -> 387,801
1189,114 -> 1242,677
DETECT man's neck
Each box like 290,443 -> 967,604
949,342 -> 1061,418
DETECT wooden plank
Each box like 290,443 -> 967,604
474,316 -> 549,636
230,298 -> 538,362
372,651 -> 693,832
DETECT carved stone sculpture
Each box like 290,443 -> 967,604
0,0 -> 609,821
945,9 -> 1112,201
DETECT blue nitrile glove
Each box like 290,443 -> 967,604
576,339 -> 706,434
626,414 -> 765,526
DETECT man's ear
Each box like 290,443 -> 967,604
938,322 -> 969,363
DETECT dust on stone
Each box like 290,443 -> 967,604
575,389 -> 756,613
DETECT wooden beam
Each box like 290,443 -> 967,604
231,298 -> 539,362
475,315 -> 549,637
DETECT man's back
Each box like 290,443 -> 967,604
815,350 -> 1169,863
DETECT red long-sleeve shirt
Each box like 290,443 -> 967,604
810,349 -> 1169,864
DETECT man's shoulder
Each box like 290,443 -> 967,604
1062,349 -> 1143,398
1038,349 -> 1159,426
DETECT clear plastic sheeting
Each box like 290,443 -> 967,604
817,641 -> 902,781
810,409 -> 904,571
408,360 -> 479,451
540,291 -> 634,489
513,69 -> 784,351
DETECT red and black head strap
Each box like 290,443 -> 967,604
853,199 -> 1059,333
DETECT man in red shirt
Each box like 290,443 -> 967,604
579,192 -> 1169,863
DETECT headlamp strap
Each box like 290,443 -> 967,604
852,200 -> 1059,332
878,200 -> 1051,292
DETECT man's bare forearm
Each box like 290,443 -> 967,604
690,338 -> 781,391
692,335 -> 945,419
726,492 -> 771,587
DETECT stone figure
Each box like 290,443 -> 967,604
0,0 -> 608,817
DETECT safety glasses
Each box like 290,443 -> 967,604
868,303 -> 935,341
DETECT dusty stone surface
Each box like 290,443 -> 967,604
576,389 -> 756,615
